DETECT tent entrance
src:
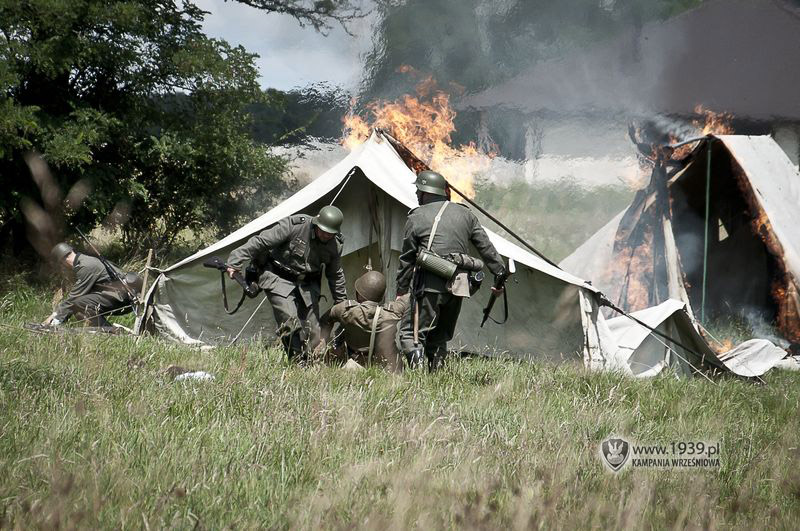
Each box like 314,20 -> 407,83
669,142 -> 779,324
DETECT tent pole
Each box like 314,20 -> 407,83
447,182 -> 562,270
701,141 -> 712,323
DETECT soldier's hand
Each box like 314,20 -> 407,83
226,267 -> 237,279
491,286 -> 505,295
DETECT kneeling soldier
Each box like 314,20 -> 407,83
396,170 -> 506,370
318,271 -> 409,372
43,243 -> 135,328
226,206 -> 347,360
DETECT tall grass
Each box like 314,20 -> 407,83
1,280 -> 799,529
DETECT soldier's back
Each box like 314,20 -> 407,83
408,200 -> 475,258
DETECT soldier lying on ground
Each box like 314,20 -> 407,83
226,206 -> 348,361
317,271 -> 409,372
42,243 -> 136,328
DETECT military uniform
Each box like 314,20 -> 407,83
227,214 -> 347,359
396,197 -> 505,369
53,254 -> 131,326
320,294 -> 410,372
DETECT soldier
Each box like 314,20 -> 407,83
318,270 -> 410,372
43,243 -> 135,328
226,205 -> 347,360
396,170 -> 506,370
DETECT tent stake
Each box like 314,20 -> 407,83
701,141 -> 712,323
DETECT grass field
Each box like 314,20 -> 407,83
2,278 -> 800,529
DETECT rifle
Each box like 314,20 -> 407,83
75,227 -> 140,316
480,258 -> 515,327
407,266 -> 425,369
203,256 -> 260,314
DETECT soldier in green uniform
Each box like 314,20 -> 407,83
43,243 -> 134,327
318,270 -> 410,372
226,205 -> 348,360
396,170 -> 506,370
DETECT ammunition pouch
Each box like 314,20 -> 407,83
416,249 -> 458,280
468,270 -> 485,296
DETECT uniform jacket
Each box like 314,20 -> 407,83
321,294 -> 410,354
227,214 -> 348,306
54,254 -> 128,321
396,198 -> 505,295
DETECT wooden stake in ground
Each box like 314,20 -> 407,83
134,249 -> 154,336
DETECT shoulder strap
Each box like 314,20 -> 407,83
426,201 -> 450,251
367,306 -> 383,366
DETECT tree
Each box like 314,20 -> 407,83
1,0 -> 359,258
233,0 -> 366,34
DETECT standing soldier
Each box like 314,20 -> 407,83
43,243 -> 136,328
396,171 -> 506,370
226,205 -> 347,360
318,270 -> 410,372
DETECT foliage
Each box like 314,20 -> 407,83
0,0 -> 341,255
1,281 -> 800,528
234,0 -> 366,34
248,83 -> 351,145
475,177 -> 634,262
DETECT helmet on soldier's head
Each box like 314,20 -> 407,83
313,205 -> 343,234
51,242 -> 74,262
354,270 -> 386,302
415,170 -> 448,196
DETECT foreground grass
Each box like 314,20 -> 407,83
2,282 -> 800,529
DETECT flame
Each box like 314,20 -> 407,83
693,105 -> 734,136
342,70 -> 493,199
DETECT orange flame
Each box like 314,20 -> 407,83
693,105 -> 734,136
342,70 -> 493,199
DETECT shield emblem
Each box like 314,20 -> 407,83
601,438 -> 630,472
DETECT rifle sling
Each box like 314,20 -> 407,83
367,306 -> 382,366
219,271 -> 248,315
485,288 -> 509,325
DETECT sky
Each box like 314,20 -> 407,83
195,0 -> 375,91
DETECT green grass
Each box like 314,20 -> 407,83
2,280 -> 800,529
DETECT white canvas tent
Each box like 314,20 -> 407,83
142,130 -> 620,365
561,135 -> 800,347
606,299 -> 786,378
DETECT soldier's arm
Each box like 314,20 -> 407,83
469,214 -> 506,277
395,220 -> 418,296
316,302 -> 347,360
319,303 -> 341,340
326,238 -> 348,303
388,293 -> 411,315
227,218 -> 291,271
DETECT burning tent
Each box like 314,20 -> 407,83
138,130 -> 791,377
560,134 -> 800,350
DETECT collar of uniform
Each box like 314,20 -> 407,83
421,195 -> 447,205
309,221 -> 318,242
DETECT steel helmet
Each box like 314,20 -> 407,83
313,205 -> 344,234
354,270 -> 386,302
415,170 -> 448,196
51,242 -> 74,262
